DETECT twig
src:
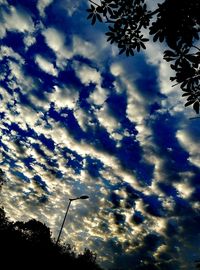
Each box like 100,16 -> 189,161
192,45 -> 200,51
148,8 -> 160,17
105,14 -> 116,24
172,74 -> 200,87
89,0 -> 99,7
172,82 -> 180,87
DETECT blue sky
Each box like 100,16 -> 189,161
0,0 -> 200,269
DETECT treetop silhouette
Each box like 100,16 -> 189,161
0,207 -> 103,269
87,0 -> 200,114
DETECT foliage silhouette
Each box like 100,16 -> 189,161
196,260 -> 200,270
0,207 -> 103,269
0,169 -> 6,190
86,0 -> 200,113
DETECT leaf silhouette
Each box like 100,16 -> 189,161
193,101 -> 200,114
185,99 -> 195,107
86,0 -> 200,114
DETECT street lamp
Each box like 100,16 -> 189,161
56,195 -> 89,245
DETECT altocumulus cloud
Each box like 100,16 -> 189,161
0,0 -> 200,269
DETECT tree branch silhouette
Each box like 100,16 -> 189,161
86,0 -> 200,114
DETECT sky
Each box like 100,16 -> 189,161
0,0 -> 200,269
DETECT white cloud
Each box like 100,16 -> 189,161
61,0 -> 81,16
23,34 -> 36,49
43,27 -> 66,53
95,103 -> 120,134
2,6 -> 34,33
110,60 -> 165,198
37,0 -> 53,17
48,85 -> 79,109
73,61 -> 101,86
144,39 -> 187,116
174,182 -> 194,199
42,27 -> 73,68
35,54 -> 58,76
176,129 -> 200,168
43,31 -> 110,67
110,61 -> 148,125
15,106 -> 42,130
8,60 -> 25,82
88,85 -> 108,106
72,33 -> 111,63
110,63 -> 124,77
74,107 -> 93,131
0,46 -> 24,63
0,46 -> 37,99
0,24 -> 6,39
73,36 -> 99,60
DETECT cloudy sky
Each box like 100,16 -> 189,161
0,0 -> 200,269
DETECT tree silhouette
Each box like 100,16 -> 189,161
0,169 -> 6,190
0,207 -> 103,269
196,260 -> 200,269
87,0 -> 200,114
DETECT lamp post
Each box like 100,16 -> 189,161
56,195 -> 89,245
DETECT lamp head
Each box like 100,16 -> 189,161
79,195 -> 89,200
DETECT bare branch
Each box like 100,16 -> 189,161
88,0 -> 99,7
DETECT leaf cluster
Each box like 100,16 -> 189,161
87,0 -> 200,113
164,44 -> 200,113
87,0 -> 151,56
